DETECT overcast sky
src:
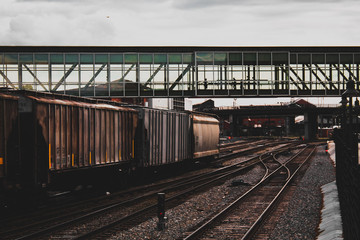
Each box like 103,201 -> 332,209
1,0 -> 357,107
1,0 -> 360,46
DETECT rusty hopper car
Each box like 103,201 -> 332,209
134,108 -> 192,167
0,93 -> 20,192
192,113 -> 220,159
3,93 -> 138,190
134,108 -> 219,168
1,89 -> 220,194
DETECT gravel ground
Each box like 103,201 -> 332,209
109,165 -> 265,239
107,145 -> 335,240
269,145 -> 336,240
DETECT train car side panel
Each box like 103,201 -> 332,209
134,108 -> 192,168
83,108 -> 89,166
95,109 -> 100,165
0,94 -> 19,187
192,114 -> 220,159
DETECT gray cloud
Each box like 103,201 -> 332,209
1,0 -> 360,46
172,0 -> 352,9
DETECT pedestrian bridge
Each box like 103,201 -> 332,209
1,46 -> 359,98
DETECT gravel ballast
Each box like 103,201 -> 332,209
108,145 -> 336,239
269,145 -> 336,240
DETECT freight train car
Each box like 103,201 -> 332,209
134,108 -> 192,167
134,109 -> 220,168
1,90 -> 138,191
192,113 -> 220,159
0,93 -> 20,193
0,90 -> 220,194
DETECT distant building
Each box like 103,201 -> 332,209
193,99 -> 215,111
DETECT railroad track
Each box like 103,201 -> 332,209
0,140 -> 299,239
219,138 -> 267,153
181,145 -> 315,240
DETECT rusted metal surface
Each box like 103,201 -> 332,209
30,96 -> 138,174
192,113 -> 220,159
135,108 -> 192,167
1,89 -> 222,191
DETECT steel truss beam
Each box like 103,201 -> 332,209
343,64 -> 358,81
144,64 -> 164,88
313,64 -> 337,90
332,64 -> 349,82
119,64 -> 136,82
280,66 -> 300,90
84,63 -> 107,90
0,70 -> 16,89
289,66 -> 309,90
306,64 -> 328,90
169,64 -> 192,91
52,63 -> 78,91
23,64 -> 48,91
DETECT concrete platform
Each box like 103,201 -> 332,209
317,142 -> 343,240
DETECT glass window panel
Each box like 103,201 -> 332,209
214,53 -> 227,64
169,54 -> 182,64
258,53 -> 271,65
326,54 -> 339,64
183,54 -> 193,64
196,52 -> 213,64
340,54 -> 353,64
50,54 -> 63,64
290,54 -> 297,64
312,54 -> 325,64
139,54 -> 153,64
4,54 -> 18,64
110,54 -> 123,64
272,53 -> 288,64
80,54 -> 93,64
0,54 -> 3,64
229,53 -> 242,65
355,54 -> 360,64
154,54 -> 167,64
65,54 -> 79,64
125,54 -> 138,64
243,53 -> 256,65
95,54 -> 108,64
20,54 -> 33,64
298,54 -> 311,64
35,54 -> 48,64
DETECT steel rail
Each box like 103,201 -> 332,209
182,145 -> 313,240
241,146 -> 316,239
73,144 -> 296,239
9,141 -> 293,240
73,153 -> 276,239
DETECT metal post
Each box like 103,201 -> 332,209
341,79 -> 359,165
157,193 -> 166,230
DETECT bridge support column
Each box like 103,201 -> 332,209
304,111 -> 317,140
285,116 -> 295,137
